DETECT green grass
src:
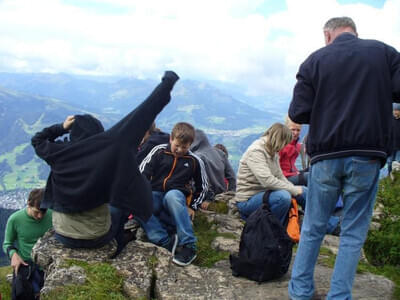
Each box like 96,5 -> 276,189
193,212 -> 232,267
42,260 -> 126,300
0,143 -> 46,191
207,200 -> 229,214
0,266 -> 12,300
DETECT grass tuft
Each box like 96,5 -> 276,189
42,260 -> 126,300
0,266 -> 12,300
193,212 -> 231,267
207,201 -> 229,214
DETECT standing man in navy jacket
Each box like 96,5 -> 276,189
288,17 -> 400,300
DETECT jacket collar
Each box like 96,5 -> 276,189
333,32 -> 357,44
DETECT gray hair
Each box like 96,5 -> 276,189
323,17 -> 357,34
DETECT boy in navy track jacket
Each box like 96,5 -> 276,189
139,122 -> 208,266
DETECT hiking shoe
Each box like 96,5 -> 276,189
124,218 -> 140,231
162,234 -> 178,255
172,244 -> 197,266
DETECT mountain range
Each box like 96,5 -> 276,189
0,72 -> 288,201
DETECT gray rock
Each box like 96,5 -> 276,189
31,213 -> 394,300
41,263 -> 86,294
205,213 -> 244,238
211,236 -> 239,253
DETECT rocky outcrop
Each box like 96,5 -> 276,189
32,209 -> 394,300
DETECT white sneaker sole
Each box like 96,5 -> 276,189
171,234 -> 178,256
172,254 -> 197,266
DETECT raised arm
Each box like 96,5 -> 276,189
107,71 -> 179,148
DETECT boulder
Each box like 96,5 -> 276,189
31,212 -> 394,300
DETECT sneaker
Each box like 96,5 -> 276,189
172,244 -> 197,266
124,218 -> 140,231
162,234 -> 178,255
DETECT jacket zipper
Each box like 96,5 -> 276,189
163,156 -> 177,191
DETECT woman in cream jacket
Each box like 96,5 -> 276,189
234,123 -> 307,224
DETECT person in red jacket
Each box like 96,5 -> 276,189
279,117 -> 308,186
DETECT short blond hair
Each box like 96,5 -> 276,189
262,123 -> 292,157
284,115 -> 301,128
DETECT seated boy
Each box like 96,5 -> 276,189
3,188 -> 52,300
139,122 -> 208,266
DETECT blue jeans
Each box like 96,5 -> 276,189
140,190 -> 196,246
236,188 -> 307,225
55,205 -> 129,249
289,156 -> 380,300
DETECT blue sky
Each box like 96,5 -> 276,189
0,0 -> 398,98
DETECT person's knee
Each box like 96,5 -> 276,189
164,190 -> 186,207
279,190 -> 292,209
269,190 -> 291,217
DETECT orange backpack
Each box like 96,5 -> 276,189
286,198 -> 300,243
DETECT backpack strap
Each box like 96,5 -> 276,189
262,191 -> 272,211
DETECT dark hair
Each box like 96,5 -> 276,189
27,188 -> 45,208
171,122 -> 195,144
214,144 -> 228,157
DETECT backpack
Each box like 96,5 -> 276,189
229,199 -> 293,282
286,198 -> 300,243
12,263 -> 35,300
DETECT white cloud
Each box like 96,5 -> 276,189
0,0 -> 399,98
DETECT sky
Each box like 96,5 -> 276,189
0,0 -> 399,98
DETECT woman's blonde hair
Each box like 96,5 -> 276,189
262,123 -> 292,157
284,115 -> 301,128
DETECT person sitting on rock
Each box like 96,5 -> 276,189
279,116 -> 308,186
136,121 -> 170,165
139,122 -> 208,266
289,132 -> 342,236
190,129 -> 236,209
233,123 -> 307,225
3,188 -> 52,300
31,71 -> 179,257
214,143 -> 236,193
388,103 -> 400,176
